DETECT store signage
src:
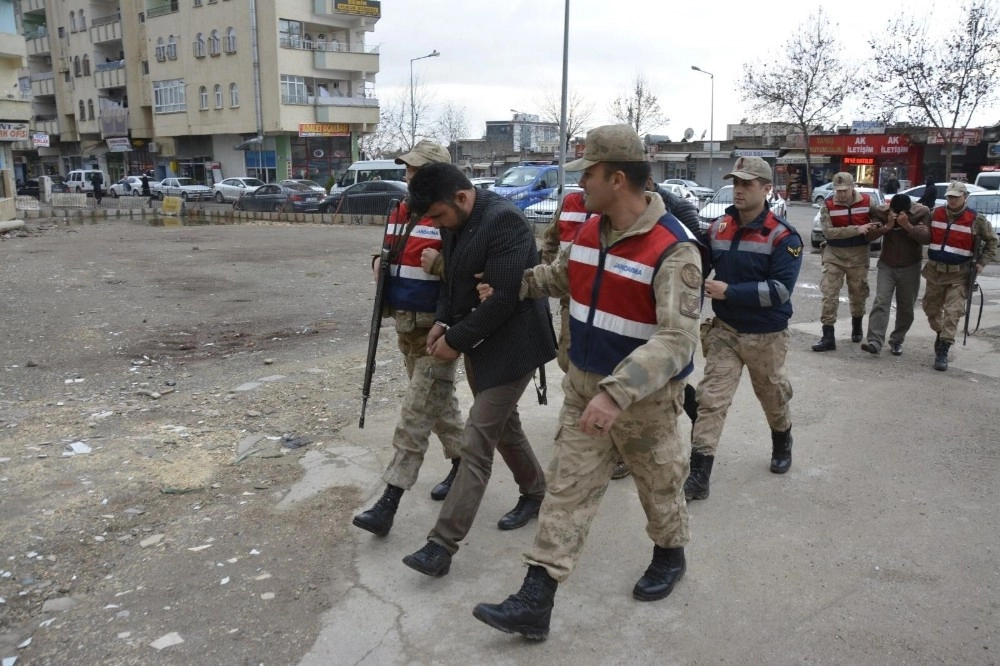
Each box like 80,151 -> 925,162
851,120 -> 885,133
842,156 -> 875,165
733,149 -> 778,158
926,128 -> 983,145
809,134 -> 910,156
32,133 -> 49,148
106,137 -> 132,152
334,0 -> 380,18
298,123 -> 350,137
0,122 -> 29,141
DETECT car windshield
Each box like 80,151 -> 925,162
174,178 -> 199,186
497,166 -> 543,187
243,178 -> 264,187
679,180 -> 701,188
711,186 -> 734,205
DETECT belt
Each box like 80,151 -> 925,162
928,260 -> 972,273
711,317 -> 738,333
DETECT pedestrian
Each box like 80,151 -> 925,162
860,194 -> 931,356
92,171 -> 104,205
883,172 -> 900,195
400,162 -> 556,578
684,156 -> 802,501
811,172 -> 879,352
141,173 -> 151,198
473,125 -> 704,640
921,180 -> 997,371
917,177 -> 938,209
351,140 -> 467,539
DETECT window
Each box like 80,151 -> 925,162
155,37 -> 166,62
69,11 -> 76,33
73,56 -> 81,77
78,100 -> 85,117
153,79 -> 187,113
209,30 -> 220,56
224,27 -> 236,53
280,74 -> 307,104
193,0 -> 202,5
214,84 -> 223,109
58,26 -> 65,38
199,85 -> 208,110
141,60 -> 149,75
278,19 -> 301,48
87,99 -> 94,120
229,82 -> 239,107
79,10 -> 86,30
82,54 -> 90,76
193,33 -> 205,58
167,35 -> 177,60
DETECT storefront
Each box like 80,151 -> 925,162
808,134 -> 921,190
775,151 -> 831,202
290,123 -> 352,188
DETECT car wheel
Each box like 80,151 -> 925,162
110,188 -> 119,198
814,196 -> 824,205
272,203 -> 283,212
215,192 -> 225,203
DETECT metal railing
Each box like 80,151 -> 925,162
95,60 -> 125,72
278,37 -> 378,54
147,2 -> 179,19
91,12 -> 121,27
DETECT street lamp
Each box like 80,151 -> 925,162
691,65 -> 715,190
410,49 -> 440,148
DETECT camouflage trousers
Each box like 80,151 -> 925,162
820,246 -> 870,324
691,321 -> 792,456
381,328 -> 464,490
525,367 -> 690,583
921,263 -> 970,345
555,299 -> 570,373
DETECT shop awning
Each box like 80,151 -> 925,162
233,136 -> 264,151
472,163 -> 491,169
777,151 -> 830,165
655,152 -> 690,162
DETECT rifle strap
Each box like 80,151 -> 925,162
534,365 -> 547,405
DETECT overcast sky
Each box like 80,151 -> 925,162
369,0 -> 1000,143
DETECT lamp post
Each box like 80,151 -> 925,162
691,65 -> 714,190
409,50 -> 439,148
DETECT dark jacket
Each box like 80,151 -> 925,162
436,189 -> 556,391
655,186 -> 706,245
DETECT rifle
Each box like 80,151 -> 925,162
360,199 -> 401,428
962,236 -> 985,346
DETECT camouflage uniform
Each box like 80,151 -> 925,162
541,202 -> 572,373
818,195 -> 879,324
521,193 -> 702,581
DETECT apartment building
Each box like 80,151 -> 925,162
0,0 -> 32,218
14,0 -> 380,187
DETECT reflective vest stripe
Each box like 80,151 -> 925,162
927,207 -> 976,264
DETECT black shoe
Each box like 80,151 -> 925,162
351,485 -> 403,537
611,459 -> 631,480
473,565 -> 558,640
770,428 -> 792,474
430,458 -> 460,501
497,496 -> 542,531
851,317 -> 863,343
812,325 -> 836,352
934,341 -> 951,371
684,451 -> 714,500
861,340 -> 881,355
633,546 -> 686,601
889,342 -> 903,356
402,541 -> 452,577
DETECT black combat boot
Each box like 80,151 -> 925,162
770,428 -> 793,474
683,451 -> 714,501
351,484 -> 403,537
473,565 -> 558,640
934,341 -> 951,371
430,458 -> 460,501
633,545 -> 686,601
497,495 -> 542,531
812,325 -> 836,352
402,541 -> 452,577
851,316 -> 864,343
934,332 -> 942,353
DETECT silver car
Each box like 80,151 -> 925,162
523,187 -> 583,226
213,177 -> 265,203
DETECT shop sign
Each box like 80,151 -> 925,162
842,156 -> 876,165
298,123 -> 350,137
809,134 -> 910,156
334,0 -> 380,18
106,137 -> 132,152
0,122 -> 29,141
733,149 -> 778,158
32,133 -> 49,148
851,120 -> 885,133
926,128 -> 983,145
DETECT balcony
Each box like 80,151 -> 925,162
95,62 -> 126,89
313,47 -> 379,75
25,32 -> 50,57
0,32 -> 26,59
0,97 -> 32,122
23,0 -> 46,14
30,73 -> 55,97
36,118 -> 59,136
146,0 -> 179,19
90,13 -> 123,44
314,96 -> 378,125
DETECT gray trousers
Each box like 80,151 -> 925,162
428,366 -> 546,554
865,259 -> 922,347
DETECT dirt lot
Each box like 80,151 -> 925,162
0,219 -> 397,665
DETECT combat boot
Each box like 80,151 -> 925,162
351,484 -> 403,537
430,458 -> 460,501
684,451 -> 714,500
934,341 -> 951,371
473,565 -> 558,641
770,428 -> 793,474
633,545 -> 686,601
851,316 -> 864,343
812,325 -> 836,352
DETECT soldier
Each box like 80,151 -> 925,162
684,156 -> 802,501
811,172 -> 878,352
860,194 -> 931,356
921,181 -> 997,371
472,125 -> 703,640
351,140 -> 466,538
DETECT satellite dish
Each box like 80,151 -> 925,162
683,128 -> 694,141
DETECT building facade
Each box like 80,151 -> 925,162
13,0 -> 380,187
1,0 -> 32,218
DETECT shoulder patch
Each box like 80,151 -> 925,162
787,245 -> 802,258
681,263 -> 703,289
680,291 -> 701,319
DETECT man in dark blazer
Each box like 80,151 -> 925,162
400,163 -> 557,577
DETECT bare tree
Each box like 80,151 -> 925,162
740,9 -> 853,200
432,102 -> 469,162
867,0 -> 1000,177
535,84 -> 595,141
357,109 -> 398,161
609,73 -> 669,136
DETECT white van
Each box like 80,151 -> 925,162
66,169 -> 109,194
329,160 -> 406,196
974,171 -> 1000,191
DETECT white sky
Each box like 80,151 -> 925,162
369,0 -> 1000,143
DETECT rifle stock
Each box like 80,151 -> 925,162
360,199 -> 401,428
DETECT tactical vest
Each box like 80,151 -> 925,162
567,214 -> 697,378
928,206 -> 977,265
823,193 -> 871,247
384,200 -> 443,313
557,191 -> 599,251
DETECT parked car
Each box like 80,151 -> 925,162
65,169 -> 109,195
109,175 -> 161,197
329,160 -> 407,196
234,182 -> 325,212
523,186 -> 584,226
767,190 -> 788,218
158,177 -> 213,201
660,182 -> 700,207
974,171 -> 1000,191
213,177 -> 264,203
662,178 -> 714,200
319,180 -> 408,214
810,187 -> 886,250
810,182 -> 836,204
280,179 -> 327,195
492,163 -> 581,210
697,185 -> 733,231
16,179 -> 42,197
900,182 -> 986,209
470,177 -> 496,190
967,191 -> 1000,239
